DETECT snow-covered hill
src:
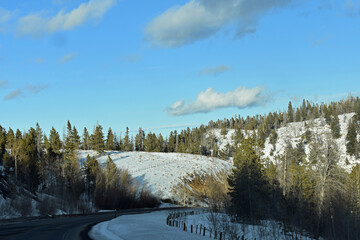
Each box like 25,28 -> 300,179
78,151 -> 232,201
210,113 -> 360,171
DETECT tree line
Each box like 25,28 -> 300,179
0,121 -> 159,215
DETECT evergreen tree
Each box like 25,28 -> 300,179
106,128 -> 115,150
220,127 -> 227,138
135,128 -> 145,151
83,154 -> 100,202
91,124 -> 105,153
295,108 -> 302,122
82,127 -> 91,150
346,118 -> 358,156
301,99 -> 307,121
18,128 -> 40,192
35,123 -> 44,155
330,114 -> 341,139
228,137 -> 269,222
123,127 -> 132,151
288,101 -> 294,123
5,128 -> 15,149
158,134 -> 165,152
48,127 -> 62,155
72,126 -> 81,149
64,121 -> 75,153
104,155 -> 120,190
145,132 -> 157,152
269,129 -> 278,146
324,106 -> 332,124
167,131 -> 176,152
0,125 -> 6,162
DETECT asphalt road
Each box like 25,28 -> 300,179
0,208 -> 163,240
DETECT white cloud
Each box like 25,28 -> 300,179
167,86 -> 269,116
17,0 -> 116,37
200,65 -> 231,76
58,52 -> 77,64
145,0 -> 291,47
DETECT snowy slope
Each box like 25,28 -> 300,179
77,151 -> 232,200
209,113 -> 359,171
263,113 -> 358,171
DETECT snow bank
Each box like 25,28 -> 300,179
89,211 -> 209,240
90,210 -> 317,240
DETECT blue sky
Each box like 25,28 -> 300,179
0,0 -> 359,137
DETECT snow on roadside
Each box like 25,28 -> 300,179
89,211 -> 209,240
90,210 -> 317,240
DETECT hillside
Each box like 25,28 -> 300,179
78,151 -> 232,201
210,113 -> 360,171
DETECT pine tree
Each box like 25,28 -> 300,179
18,128 -> 40,192
83,154 -> 100,202
135,128 -> 145,151
104,155 -> 120,190
167,131 -> 176,152
301,99 -> 308,121
346,118 -> 358,156
220,127 -> 227,138
35,123 -> 44,155
48,127 -> 62,155
123,127 -> 132,151
0,125 -> 6,162
145,132 -> 157,152
228,137 -> 269,222
269,129 -> 278,146
158,134 -> 165,152
288,101 -> 294,123
91,124 -> 105,153
82,127 -> 91,150
347,164 -> 360,214
72,126 -> 81,149
106,128 -> 115,150
5,128 -> 15,149
330,114 -> 341,139
64,121 -> 75,153
295,108 -> 302,122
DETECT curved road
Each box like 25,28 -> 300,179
0,208 -> 170,240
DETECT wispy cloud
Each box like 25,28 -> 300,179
311,34 -> 333,46
123,54 -> 142,63
58,52 -> 77,64
145,0 -> 291,47
17,0 -> 116,37
26,84 -> 49,94
4,89 -> 23,101
167,86 -> 270,116
0,79 -> 7,87
199,65 -> 231,76
0,8 -> 13,23
344,0 -> 360,15
35,58 -> 45,64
